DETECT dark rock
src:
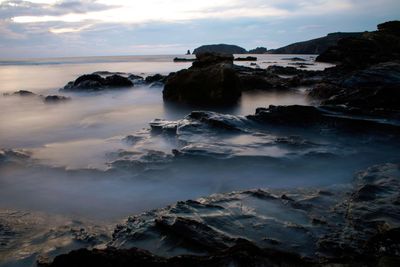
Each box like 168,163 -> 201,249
265,65 -> 302,76
269,32 -> 363,54
173,58 -> 195,62
8,90 -> 36,96
62,74 -> 133,91
234,56 -> 257,61
92,71 -> 127,76
145,74 -> 167,84
154,216 -> 233,251
288,62 -> 314,66
249,105 -> 324,126
45,241 -> 316,267
248,47 -> 267,54
310,62 -> 400,111
282,57 -> 307,61
316,21 -> 400,67
128,74 -> 144,81
163,53 -> 241,105
43,95 -> 70,103
105,75 -> 134,87
248,105 -> 400,134
193,44 -> 247,55
3,91 -> 71,104
186,50 -> 191,55
192,53 -> 234,68
378,21 -> 400,35
50,163 -> 400,266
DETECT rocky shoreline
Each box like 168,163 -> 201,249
42,162 -> 400,267
1,21 -> 400,267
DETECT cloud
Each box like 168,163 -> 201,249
0,0 -> 399,57
0,0 -> 117,19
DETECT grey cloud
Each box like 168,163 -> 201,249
0,0 -> 118,19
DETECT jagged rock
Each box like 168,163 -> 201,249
145,74 -> 167,83
62,74 -> 133,91
163,53 -> 241,105
234,56 -> 257,61
50,163 -> 400,266
248,105 -> 400,134
44,95 -> 70,103
269,32 -> 364,54
309,62 -> 400,111
173,58 -> 195,62
316,21 -> 400,67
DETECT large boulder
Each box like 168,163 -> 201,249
62,74 -> 133,91
163,53 -> 242,105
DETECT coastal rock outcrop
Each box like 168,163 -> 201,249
234,56 -> 257,61
269,32 -> 363,54
46,163 -> 400,266
3,90 -> 71,103
62,74 -> 133,91
145,74 -> 167,83
248,47 -> 267,54
309,61 -> 400,112
192,44 -> 247,55
316,21 -> 400,67
163,53 -> 242,105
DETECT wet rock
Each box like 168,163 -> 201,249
105,74 -> 134,87
163,53 -> 241,105
47,162 -> 400,266
3,90 -> 36,97
265,65 -> 303,76
45,241 -> 316,267
173,57 -> 195,62
154,216 -> 234,251
191,53 -> 234,68
92,71 -> 127,76
3,90 -> 71,103
310,62 -> 400,111
248,105 -> 324,126
234,65 -> 294,91
248,105 -> 400,134
145,74 -> 167,84
128,74 -> 144,81
234,56 -> 257,61
62,74 -> 133,91
44,95 -> 70,103
282,57 -> 307,61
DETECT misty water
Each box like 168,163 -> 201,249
1,54 -> 396,225
2,54 -> 400,266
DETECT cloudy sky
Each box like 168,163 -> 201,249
0,0 -> 399,58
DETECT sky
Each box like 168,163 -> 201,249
0,0 -> 399,58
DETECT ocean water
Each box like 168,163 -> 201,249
0,54 -> 352,221
2,54 -> 400,266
